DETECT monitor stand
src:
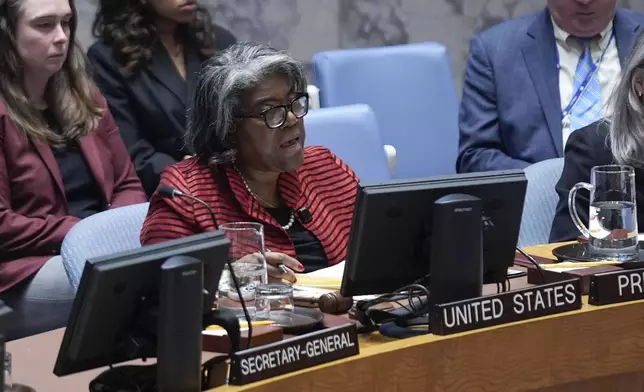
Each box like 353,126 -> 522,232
88,255 -> 205,392
157,255 -> 204,392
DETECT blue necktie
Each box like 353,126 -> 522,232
569,37 -> 603,132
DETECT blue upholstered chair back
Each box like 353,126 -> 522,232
313,42 -> 459,179
304,104 -> 391,183
61,203 -> 150,291
518,158 -> 565,247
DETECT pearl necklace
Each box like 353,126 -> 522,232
234,166 -> 295,231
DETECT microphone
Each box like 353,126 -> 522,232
296,207 -> 312,224
157,184 -> 253,349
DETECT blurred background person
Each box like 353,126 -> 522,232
89,0 -> 237,196
0,0 -> 146,340
457,0 -> 644,173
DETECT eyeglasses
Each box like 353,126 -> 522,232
238,93 -> 309,129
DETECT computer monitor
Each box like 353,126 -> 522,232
54,230 -> 230,377
340,170 -> 527,297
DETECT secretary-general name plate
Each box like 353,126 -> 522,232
229,323 -> 359,385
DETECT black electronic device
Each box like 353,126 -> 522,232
429,194 -> 483,309
341,170 -> 527,297
53,230 -> 231,391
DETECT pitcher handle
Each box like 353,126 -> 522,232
568,182 -> 593,239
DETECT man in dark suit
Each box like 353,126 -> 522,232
457,1 -> 644,173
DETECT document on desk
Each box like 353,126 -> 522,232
294,260 -> 345,290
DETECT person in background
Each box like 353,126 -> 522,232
141,42 -> 359,282
550,32 -> 644,243
0,0 -> 146,340
88,0 -> 237,196
457,0 -> 644,173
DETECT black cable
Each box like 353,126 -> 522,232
222,259 -> 253,349
516,246 -> 546,284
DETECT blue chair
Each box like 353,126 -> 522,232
313,42 -> 459,179
61,203 -> 149,291
305,104 -> 391,183
518,158 -> 565,247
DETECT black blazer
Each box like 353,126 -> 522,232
87,25 -> 236,196
549,121 -> 644,242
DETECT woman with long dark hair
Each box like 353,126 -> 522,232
88,0 -> 236,195
0,0 -> 146,339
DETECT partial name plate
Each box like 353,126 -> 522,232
431,278 -> 582,335
589,266 -> 644,305
228,323 -> 359,385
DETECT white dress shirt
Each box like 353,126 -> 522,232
553,19 -> 621,147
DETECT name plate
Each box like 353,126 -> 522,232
589,266 -> 644,305
228,323 -> 359,385
431,278 -> 582,335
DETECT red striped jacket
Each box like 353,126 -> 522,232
140,146 -> 359,266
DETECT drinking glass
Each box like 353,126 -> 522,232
255,283 -> 294,321
569,165 -> 638,261
218,222 -> 268,319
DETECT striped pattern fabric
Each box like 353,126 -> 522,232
569,38 -> 603,132
140,146 -> 359,267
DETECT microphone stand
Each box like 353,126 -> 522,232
157,185 -> 254,349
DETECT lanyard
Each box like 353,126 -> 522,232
560,31 -> 615,121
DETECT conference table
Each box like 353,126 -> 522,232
8,243 -> 644,391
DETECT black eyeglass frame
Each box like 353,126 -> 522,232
237,92 -> 310,129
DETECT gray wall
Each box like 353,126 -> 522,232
76,0 -> 644,93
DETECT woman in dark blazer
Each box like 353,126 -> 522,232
550,33 -> 644,243
88,0 -> 237,196
0,0 -> 146,339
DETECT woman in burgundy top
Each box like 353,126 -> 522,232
141,42 -> 359,282
0,0 -> 146,339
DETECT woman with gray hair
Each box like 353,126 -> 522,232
550,32 -> 644,242
140,42 -> 359,281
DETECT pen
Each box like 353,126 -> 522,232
278,264 -> 289,274
541,261 -> 621,269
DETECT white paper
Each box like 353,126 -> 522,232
292,285 -> 335,297
302,260 -> 346,279
203,327 -> 250,336
539,261 -> 591,273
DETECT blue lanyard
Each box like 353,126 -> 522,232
560,31 -> 615,121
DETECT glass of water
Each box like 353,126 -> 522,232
218,222 -> 268,319
255,283 -> 294,321
569,165 -> 638,261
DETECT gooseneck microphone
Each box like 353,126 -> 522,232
157,184 -> 254,349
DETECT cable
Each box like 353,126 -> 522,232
516,246 -> 546,284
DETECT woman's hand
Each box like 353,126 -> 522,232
265,252 -> 304,283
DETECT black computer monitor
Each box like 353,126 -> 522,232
54,230 -> 230,377
340,170 -> 527,297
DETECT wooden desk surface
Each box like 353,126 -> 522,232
214,243 -> 644,392
8,243 -> 644,391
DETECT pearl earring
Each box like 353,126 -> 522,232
639,91 -> 643,98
